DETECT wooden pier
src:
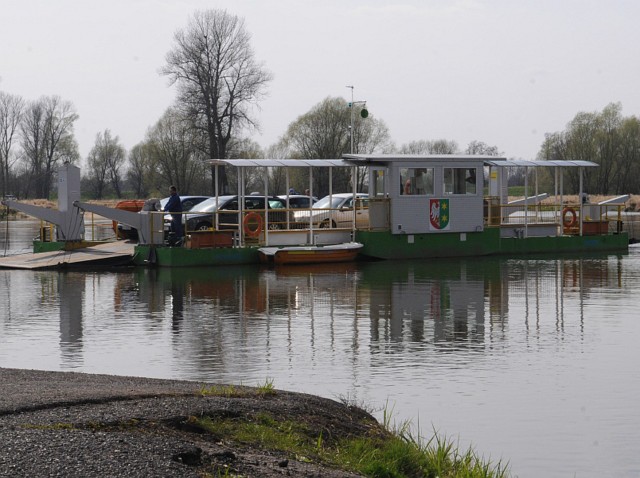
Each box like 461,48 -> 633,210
0,241 -> 135,270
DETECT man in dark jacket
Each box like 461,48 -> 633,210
165,186 -> 183,239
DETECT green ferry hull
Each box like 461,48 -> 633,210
355,228 -> 628,260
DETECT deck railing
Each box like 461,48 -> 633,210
484,199 -> 625,236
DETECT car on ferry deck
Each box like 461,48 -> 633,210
292,192 -> 369,228
181,195 -> 288,232
277,194 -> 318,209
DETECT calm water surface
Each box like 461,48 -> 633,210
2,219 -> 640,477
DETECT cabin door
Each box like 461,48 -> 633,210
368,168 -> 389,229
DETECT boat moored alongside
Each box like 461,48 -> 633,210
258,242 -> 363,265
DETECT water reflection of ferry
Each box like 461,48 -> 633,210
115,262 -> 362,317
0,252 -> 627,380
111,253 -> 626,349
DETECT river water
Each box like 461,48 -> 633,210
1,219 -> 640,477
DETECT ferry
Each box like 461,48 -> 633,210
0,155 -> 629,269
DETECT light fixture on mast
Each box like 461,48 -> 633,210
346,85 -> 368,154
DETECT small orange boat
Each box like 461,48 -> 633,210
112,200 -> 146,238
258,242 -> 363,266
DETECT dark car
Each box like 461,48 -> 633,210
277,194 -> 318,209
183,195 -> 287,232
118,195 -> 210,240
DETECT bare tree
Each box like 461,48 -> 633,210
161,9 -> 272,193
398,139 -> 459,154
0,91 -> 24,197
265,139 -> 293,194
20,96 -> 79,198
465,140 -> 501,156
86,137 -> 109,199
20,100 -> 45,197
146,108 -> 208,194
127,143 -> 157,198
86,130 -> 126,199
614,116 -> 640,193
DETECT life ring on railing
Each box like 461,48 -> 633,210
243,212 -> 263,238
562,207 -> 577,228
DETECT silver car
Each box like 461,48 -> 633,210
292,193 -> 368,228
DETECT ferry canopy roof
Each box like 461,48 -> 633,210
208,159 -> 349,167
484,159 -> 598,168
344,154 -> 598,168
208,156 -> 598,168
343,154 -> 503,163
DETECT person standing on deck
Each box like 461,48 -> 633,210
165,185 -> 183,239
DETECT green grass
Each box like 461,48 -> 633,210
195,410 -> 510,478
199,384 -> 246,398
255,377 -> 276,397
199,378 -> 277,399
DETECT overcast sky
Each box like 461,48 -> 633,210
2,0 -> 638,163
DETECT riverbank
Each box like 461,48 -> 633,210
0,368 -> 365,477
0,368 -> 509,477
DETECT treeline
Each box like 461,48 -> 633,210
3,9 -> 638,202
539,103 -> 640,195
0,93 -> 79,199
0,9 -> 503,202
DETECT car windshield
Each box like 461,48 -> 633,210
189,196 -> 235,214
313,196 -> 342,209
188,196 -> 284,214
313,195 -> 354,209
268,199 -> 285,209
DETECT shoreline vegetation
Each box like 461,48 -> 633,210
0,368 -> 510,477
197,382 -> 511,478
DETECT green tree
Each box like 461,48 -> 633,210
538,103 -> 640,195
283,96 -> 390,197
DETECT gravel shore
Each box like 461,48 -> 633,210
0,368 -> 372,477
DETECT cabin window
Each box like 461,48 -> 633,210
443,168 -> 477,195
371,169 -> 386,196
400,168 -> 434,195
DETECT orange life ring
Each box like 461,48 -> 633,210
562,207 -> 577,227
243,212 -> 263,238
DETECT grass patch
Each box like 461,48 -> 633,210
255,377 -> 276,397
195,411 -> 510,478
199,384 -> 247,398
199,378 -> 277,399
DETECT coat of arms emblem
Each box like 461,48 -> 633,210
429,199 -> 450,230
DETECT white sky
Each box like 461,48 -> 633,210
2,0 -> 638,163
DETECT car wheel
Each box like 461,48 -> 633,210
196,222 -> 212,231
267,222 -> 282,230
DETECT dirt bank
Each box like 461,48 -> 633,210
0,368 -> 375,477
